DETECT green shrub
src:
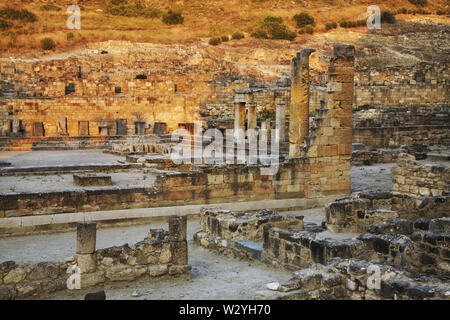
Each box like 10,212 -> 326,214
325,22 -> 338,30
269,22 -> 296,40
66,32 -> 74,41
231,32 -> 244,40
0,18 -> 11,30
221,35 -> 229,42
381,11 -> 396,24
293,12 -> 314,28
209,37 -> 221,45
298,28 -> 305,34
408,0 -> 427,6
305,25 -> 314,34
251,29 -> 269,39
436,9 -> 446,15
0,8 -> 37,22
340,21 -> 348,28
162,10 -> 184,25
135,74 -> 147,79
39,4 -> 62,11
253,16 -> 296,41
264,16 -> 283,25
40,37 -> 56,50
397,8 -> 408,14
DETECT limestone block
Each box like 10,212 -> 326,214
105,266 -> 147,281
76,254 -> 96,274
148,264 -> 168,277
169,215 -> 187,242
76,222 -> 97,254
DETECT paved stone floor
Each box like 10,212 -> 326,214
0,169 -> 157,194
0,150 -> 124,167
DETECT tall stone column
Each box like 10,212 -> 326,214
234,101 -> 246,140
289,48 -> 315,158
275,102 -> 286,143
328,44 -> 355,157
247,103 -> 257,130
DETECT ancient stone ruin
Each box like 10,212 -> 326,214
0,37 -> 448,301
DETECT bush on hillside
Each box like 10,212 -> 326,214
40,37 -> 56,50
232,32 -> 244,40
293,12 -> 314,28
162,10 -> 184,25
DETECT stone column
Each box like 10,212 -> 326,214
247,103 -> 257,130
276,102 -> 286,143
169,215 -> 188,265
234,101 -> 246,139
289,48 -> 315,158
76,222 -> 97,274
328,44 -> 355,157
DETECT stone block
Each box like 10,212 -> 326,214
73,174 -> 112,187
76,222 -> 96,254
76,254 -> 96,274
169,215 -> 187,242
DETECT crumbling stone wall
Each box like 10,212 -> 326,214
254,258 -> 450,300
194,209 -> 304,259
325,192 -> 449,233
0,216 -> 190,300
352,149 -> 402,166
392,153 -> 450,197
261,227 -> 364,271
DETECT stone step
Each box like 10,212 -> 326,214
233,240 -> 263,261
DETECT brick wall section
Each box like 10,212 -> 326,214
392,153 -> 450,197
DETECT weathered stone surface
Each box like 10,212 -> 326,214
3,266 -> 28,284
76,254 -> 97,274
76,222 -> 96,254
169,215 -> 187,242
148,264 -> 168,277
80,272 -> 105,288
105,266 -> 147,281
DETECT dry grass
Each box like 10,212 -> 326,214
0,0 -> 448,54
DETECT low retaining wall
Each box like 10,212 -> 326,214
325,192 -> 449,233
0,158 -> 350,219
392,153 -> 449,197
353,125 -> 450,149
0,216 -> 190,300
352,149 -> 402,165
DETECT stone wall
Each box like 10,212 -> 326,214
254,258 -> 450,300
325,192 -> 449,233
261,227 -> 364,271
0,217 -> 190,300
352,149 -> 402,166
262,218 -> 449,280
1,95 -> 203,137
392,153 -> 450,197
353,125 -> 450,149
0,156 -> 350,219
198,209 -> 304,243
